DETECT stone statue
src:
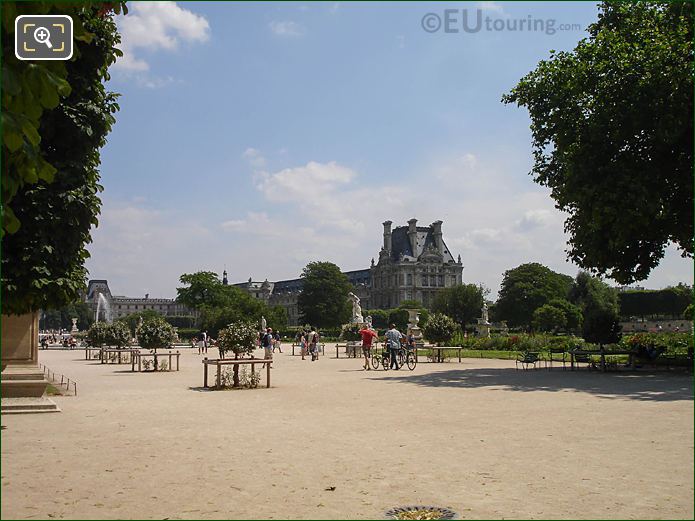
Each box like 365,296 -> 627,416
348,292 -> 364,323
366,315 -> 373,329
261,316 -> 267,331
482,302 -> 489,324
70,317 -> 78,333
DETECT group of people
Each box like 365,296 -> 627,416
294,328 -> 321,361
191,331 -> 216,355
359,323 -> 416,370
40,335 -> 78,349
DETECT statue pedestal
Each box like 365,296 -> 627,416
406,309 -> 424,342
476,318 -> 491,338
1,313 -> 59,413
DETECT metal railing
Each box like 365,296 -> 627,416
39,363 -> 77,396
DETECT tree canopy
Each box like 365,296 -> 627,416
176,271 -> 287,335
495,263 -> 574,328
2,3 -> 124,315
432,284 -> 485,329
297,261 -> 351,329
618,284 -> 692,319
503,1 -> 693,284
569,272 -> 621,345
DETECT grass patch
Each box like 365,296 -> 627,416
45,383 -> 62,396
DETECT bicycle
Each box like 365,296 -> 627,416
371,343 -> 416,371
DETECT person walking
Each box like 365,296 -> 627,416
272,330 -> 282,353
202,330 -> 209,354
261,327 -> 274,360
385,323 -> 403,370
359,325 -> 378,370
308,327 -> 320,361
297,331 -> 307,360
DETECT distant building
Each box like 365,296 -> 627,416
233,219 -> 464,326
84,280 -> 194,322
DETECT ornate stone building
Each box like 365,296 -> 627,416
233,219 -> 463,326
84,280 -> 193,321
371,219 -> 463,309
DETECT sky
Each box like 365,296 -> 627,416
86,1 -> 694,299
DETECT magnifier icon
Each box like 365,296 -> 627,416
33,26 -> 53,49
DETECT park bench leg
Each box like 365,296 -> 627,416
267,362 -> 270,388
217,364 -> 221,390
204,360 -> 208,388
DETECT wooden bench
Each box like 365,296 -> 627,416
416,346 -> 463,363
84,346 -> 103,360
101,348 -> 138,364
131,350 -> 180,372
202,358 -> 272,389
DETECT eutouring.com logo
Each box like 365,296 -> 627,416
421,9 -> 582,36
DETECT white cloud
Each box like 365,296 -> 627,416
242,148 -> 267,168
257,161 -> 355,202
114,2 -> 210,72
269,20 -> 304,37
86,201 -> 213,298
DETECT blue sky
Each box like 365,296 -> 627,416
87,1 -> 693,299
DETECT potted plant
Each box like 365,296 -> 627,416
217,321 -> 258,388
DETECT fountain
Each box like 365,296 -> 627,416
95,293 -> 112,323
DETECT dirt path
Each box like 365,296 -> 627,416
2,346 -> 693,519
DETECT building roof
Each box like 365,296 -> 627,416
389,225 -> 456,263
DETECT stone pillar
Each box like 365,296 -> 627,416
407,218 -> 418,256
1,312 -> 59,413
382,220 -> 392,252
432,220 -> 444,254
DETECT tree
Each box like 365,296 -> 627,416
422,313 -> 459,346
1,2 -> 126,237
683,303 -> 693,320
570,272 -> 621,345
118,310 -> 161,336
297,262 -> 351,328
86,322 -> 110,347
176,272 -> 231,310
495,263 -> 574,328
106,321 -> 131,348
2,3 -> 124,315
432,284 -> 485,329
618,284 -> 692,319
548,298 -> 583,333
503,2 -> 693,284
217,321 -> 258,387
533,304 -> 567,333
137,318 -> 176,351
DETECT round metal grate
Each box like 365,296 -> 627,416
385,505 -> 457,520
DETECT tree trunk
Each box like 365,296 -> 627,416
233,353 -> 240,387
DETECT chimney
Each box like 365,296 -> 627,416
383,220 -> 392,251
408,218 -> 418,256
432,220 -> 443,254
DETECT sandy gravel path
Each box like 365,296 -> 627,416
2,345 -> 693,519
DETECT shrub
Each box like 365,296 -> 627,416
340,322 -> 362,341
86,322 -> 110,347
423,313 -> 459,346
137,318 -> 176,350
